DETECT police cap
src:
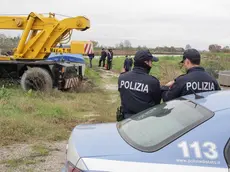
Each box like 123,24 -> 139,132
181,49 -> 201,63
134,50 -> 159,62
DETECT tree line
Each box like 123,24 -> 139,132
1,33 -> 230,54
92,40 -> 192,53
0,34 -> 20,54
0,34 -> 20,48
208,44 -> 230,53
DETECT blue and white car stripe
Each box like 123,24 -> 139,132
82,158 -> 228,172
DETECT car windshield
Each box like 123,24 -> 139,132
117,98 -> 214,152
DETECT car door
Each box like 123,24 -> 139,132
225,139 -> 230,172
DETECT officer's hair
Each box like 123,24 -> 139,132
190,58 -> 200,65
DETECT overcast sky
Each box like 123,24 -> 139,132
1,0 -> 230,50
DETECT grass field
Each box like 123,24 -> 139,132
88,53 -> 230,83
1,52 -> 230,172
1,52 -> 230,146
88,55 -> 183,84
0,66 -> 120,146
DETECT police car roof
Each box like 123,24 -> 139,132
182,90 -> 230,112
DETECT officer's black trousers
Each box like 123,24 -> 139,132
89,58 -> 93,68
99,58 -> 105,67
107,60 -> 112,70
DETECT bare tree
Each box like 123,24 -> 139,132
209,44 -> 221,52
119,42 -> 124,49
123,40 -> 132,49
185,44 -> 192,50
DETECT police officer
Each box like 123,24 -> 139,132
88,53 -> 94,68
109,49 -> 114,69
129,57 -> 133,70
123,55 -> 131,72
98,48 -> 107,67
161,48 -> 221,102
107,49 -> 112,70
117,49 -> 161,120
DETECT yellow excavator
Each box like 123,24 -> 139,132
0,12 -> 94,91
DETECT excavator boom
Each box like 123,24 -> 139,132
0,12 -> 93,60
0,12 -> 94,92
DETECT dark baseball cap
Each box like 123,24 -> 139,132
180,49 -> 201,63
134,50 -> 159,62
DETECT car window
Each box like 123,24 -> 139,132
117,98 -> 214,152
225,139 -> 230,168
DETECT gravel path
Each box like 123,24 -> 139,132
98,68 -> 118,92
0,141 -> 67,172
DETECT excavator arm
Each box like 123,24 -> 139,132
0,12 -> 93,60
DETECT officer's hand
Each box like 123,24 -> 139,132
165,80 -> 175,87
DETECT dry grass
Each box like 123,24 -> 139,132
2,54 -> 229,147
158,63 -> 182,85
0,144 -> 53,168
0,68 -> 120,146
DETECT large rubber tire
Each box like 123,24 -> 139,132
21,67 -> 53,92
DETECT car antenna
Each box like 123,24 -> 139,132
189,88 -> 204,99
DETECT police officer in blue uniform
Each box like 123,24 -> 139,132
98,48 -> 107,67
107,49 -> 113,70
123,55 -> 131,72
117,50 -> 161,121
161,48 -> 221,102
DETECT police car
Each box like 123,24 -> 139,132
62,90 -> 230,172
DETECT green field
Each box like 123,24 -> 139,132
89,55 -> 184,84
90,53 -> 230,83
1,53 -> 230,146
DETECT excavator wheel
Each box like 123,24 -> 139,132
21,67 -> 53,92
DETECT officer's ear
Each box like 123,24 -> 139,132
144,60 -> 149,65
145,60 -> 152,66
184,58 -> 190,66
